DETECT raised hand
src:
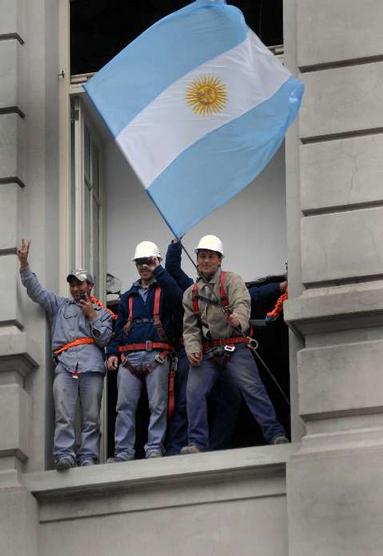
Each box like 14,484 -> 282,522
17,239 -> 31,268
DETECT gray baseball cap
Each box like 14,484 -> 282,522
66,269 -> 94,284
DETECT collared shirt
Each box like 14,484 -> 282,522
133,278 -> 156,303
20,266 -> 113,374
182,268 -> 251,355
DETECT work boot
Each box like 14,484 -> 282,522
56,457 -> 74,471
271,435 -> 289,445
180,445 -> 201,455
146,451 -> 162,458
107,456 -> 132,463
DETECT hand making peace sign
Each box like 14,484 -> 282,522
17,239 -> 31,268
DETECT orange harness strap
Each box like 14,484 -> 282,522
124,286 -> 163,334
192,271 -> 228,318
53,337 -> 96,356
266,289 -> 288,321
168,362 -> 176,418
89,295 -> 117,320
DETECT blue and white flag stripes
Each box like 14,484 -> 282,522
85,0 -> 303,238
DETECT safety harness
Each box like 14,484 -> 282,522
53,295 -> 116,379
265,288 -> 288,322
191,271 -> 249,363
118,287 -> 176,416
89,295 -> 117,320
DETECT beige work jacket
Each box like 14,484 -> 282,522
182,268 -> 251,355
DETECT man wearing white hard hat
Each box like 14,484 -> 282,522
181,235 -> 288,453
106,241 -> 183,461
17,239 -> 113,470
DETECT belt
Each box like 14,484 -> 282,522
202,336 -> 249,352
118,341 -> 174,353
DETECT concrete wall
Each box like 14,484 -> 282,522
284,1 -> 383,554
0,0 -> 61,553
105,139 -> 287,291
24,446 -> 293,556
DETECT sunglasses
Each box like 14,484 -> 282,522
135,258 -> 152,266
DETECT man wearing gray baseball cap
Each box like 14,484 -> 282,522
17,239 -> 114,470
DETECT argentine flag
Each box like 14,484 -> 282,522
85,0 -> 303,238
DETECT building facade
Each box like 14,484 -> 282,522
0,0 -> 383,554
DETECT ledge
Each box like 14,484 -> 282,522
0,328 -> 40,377
285,280 -> 383,335
22,445 -> 297,522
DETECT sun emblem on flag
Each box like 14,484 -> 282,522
186,75 -> 227,116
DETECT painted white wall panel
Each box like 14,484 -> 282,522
106,141 -> 287,291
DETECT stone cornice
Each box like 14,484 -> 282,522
0,329 -> 40,378
285,281 -> 383,335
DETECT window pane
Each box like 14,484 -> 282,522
84,126 -> 91,183
92,144 -> 100,199
70,115 -> 76,270
84,186 -> 91,272
92,198 -> 100,295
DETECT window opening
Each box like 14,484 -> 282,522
70,0 -> 283,76
69,0 -> 290,460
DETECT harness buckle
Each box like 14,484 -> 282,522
247,338 -> 259,351
155,353 -> 165,365
224,344 -> 235,353
145,340 -> 153,351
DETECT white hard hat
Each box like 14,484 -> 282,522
194,235 -> 224,257
132,241 -> 162,261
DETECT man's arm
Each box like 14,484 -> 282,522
153,264 -> 183,310
88,308 -> 113,348
17,239 -> 64,316
249,281 -> 286,309
165,241 -> 193,292
225,273 -> 251,332
106,295 -> 128,357
182,289 -> 203,366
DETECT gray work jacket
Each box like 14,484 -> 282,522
20,266 -> 113,374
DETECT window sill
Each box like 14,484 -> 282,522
23,444 -> 297,523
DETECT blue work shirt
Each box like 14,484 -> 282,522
20,266 -> 113,374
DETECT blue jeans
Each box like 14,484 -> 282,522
186,345 -> 285,449
165,349 -> 242,455
114,351 -> 170,460
53,366 -> 104,464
